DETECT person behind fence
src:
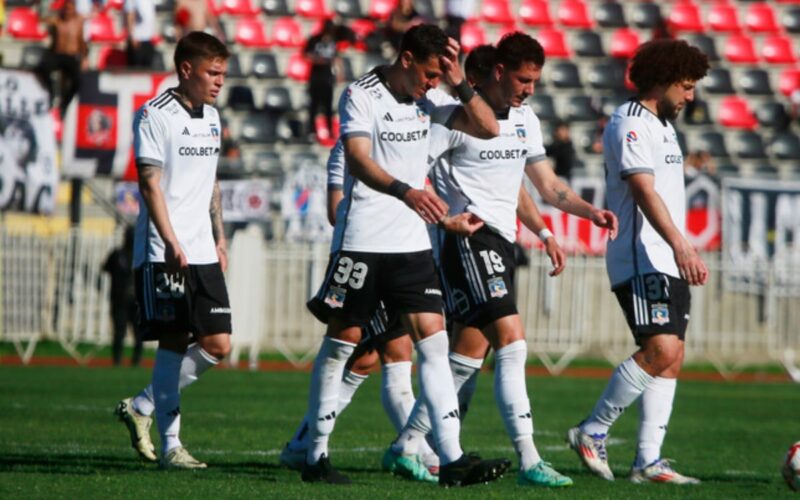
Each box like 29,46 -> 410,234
566,39 -> 710,485
103,226 -> 143,367
112,31 -> 232,470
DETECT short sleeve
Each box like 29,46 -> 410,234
339,84 -> 373,140
612,116 -> 655,178
133,105 -> 168,168
326,139 -> 345,190
524,108 -> 547,165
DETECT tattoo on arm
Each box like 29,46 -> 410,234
556,189 -> 568,205
210,181 -> 224,243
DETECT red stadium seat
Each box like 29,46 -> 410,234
105,0 -> 125,11
96,46 -> 127,69
350,18 -> 376,39
667,1 -> 704,33
460,21 -> 486,53
609,28 -> 640,59
295,0 -> 330,18
271,16 -> 304,47
744,2 -> 779,33
222,0 -> 258,16
494,23 -> 518,43
707,2 -> 740,33
519,0 -> 553,27
234,18 -> 271,47
207,0 -> 223,17
761,35 -> 797,64
87,12 -> 126,43
481,0 -> 514,25
7,8 -> 47,40
368,0 -> 397,21
718,96 -> 758,130
537,28 -> 570,58
557,0 -> 593,29
286,51 -> 311,81
779,68 -> 800,96
724,34 -> 758,64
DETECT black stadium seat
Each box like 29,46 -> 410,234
752,164 -> 779,177
703,68 -> 734,94
739,69 -> 772,96
226,86 -> 256,112
600,94 -> 630,116
241,112 -> 280,144
262,0 -> 290,16
685,34 -> 719,62
587,60 -> 626,91
756,102 -> 790,130
226,53 -> 245,78
571,30 -> 605,58
695,131 -> 729,158
783,7 -> 800,34
252,151 -> 284,175
528,94 -> 559,122
335,0 -> 363,18
251,53 -> 281,79
263,87 -> 294,112
20,45 -> 45,70
629,2 -> 662,29
548,62 -> 582,89
594,2 -> 626,28
564,95 -> 599,122
771,133 -> 800,160
733,131 -> 767,159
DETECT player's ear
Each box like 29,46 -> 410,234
179,60 -> 193,80
399,51 -> 414,69
493,63 -> 504,82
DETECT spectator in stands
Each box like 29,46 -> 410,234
590,115 -> 607,154
304,19 -> 343,141
684,150 -> 716,179
385,0 -> 422,52
220,121 -> 241,160
545,120 -> 576,181
174,0 -> 224,41
36,0 -> 87,118
444,0 -> 475,43
125,0 -> 157,68
103,226 -> 144,367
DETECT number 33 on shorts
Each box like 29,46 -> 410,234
324,256 -> 369,309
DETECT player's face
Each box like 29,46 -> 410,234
659,79 -> 696,120
183,56 -> 227,106
499,61 -> 541,108
406,54 -> 443,100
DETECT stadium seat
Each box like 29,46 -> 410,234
751,164 -> 778,177
702,68 -> 734,94
557,0 -> 593,29
222,0 -> 258,15
732,131 -> 767,159
414,0 -> 435,19
756,102 -> 791,129
761,36 -> 797,64
87,12 -> 126,43
548,61 -> 582,88
7,7 -> 47,40
695,131 -> 729,158
334,0 -> 362,18
609,28 -> 640,59
537,28 -> 570,59
105,0 -> 125,11
96,46 -> 127,69
587,60 -> 626,90
571,30 -> 605,58
295,0 -> 330,18
460,22 -> 486,53
235,18 -> 270,47
286,51 -> 311,82
368,0 -> 397,21
271,16 -> 304,48
630,2 -> 662,29
251,52 -> 281,79
718,96 -> 758,129
744,2 -> 779,33
716,163 -> 740,177
264,86 -> 293,112
771,132 -> 800,160
241,112 -> 280,143
519,0 -> 553,27
564,95 -> 599,122
686,34 -> 719,62
600,94 -> 630,117
226,85 -> 256,111
780,68 -> 800,96
724,34 -> 758,64
155,0 -> 176,13
667,1 -> 704,33
20,45 -> 46,69
226,53 -> 245,78
594,1 -> 626,28
528,94 -> 559,122
350,18 -> 376,42
262,0 -> 290,16
783,7 -> 800,34
252,151 -> 284,176
739,69 -> 772,95
684,97 -> 712,126
707,2 -> 740,33
481,0 -> 514,24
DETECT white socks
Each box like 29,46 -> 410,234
415,331 -> 463,465
381,361 -> 415,432
133,344 -> 219,417
581,356 -> 654,436
635,376 -> 677,468
449,352 -> 483,421
306,337 -> 356,464
494,340 -> 540,470
152,348 -> 184,454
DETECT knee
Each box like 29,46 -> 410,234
349,349 -> 379,375
379,336 -> 413,364
199,336 -> 231,360
639,342 -> 682,375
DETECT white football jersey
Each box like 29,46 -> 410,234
428,105 -> 546,243
604,100 -> 686,286
331,68 -> 456,253
132,89 -> 222,267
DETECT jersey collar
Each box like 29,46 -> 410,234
374,66 -> 414,104
168,88 -> 205,119
629,97 -> 667,127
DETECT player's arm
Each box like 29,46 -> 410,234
516,185 -> 565,276
421,182 -> 483,236
210,180 -> 227,272
327,188 -> 343,226
627,173 -> 708,286
525,159 -> 618,239
137,164 -> 188,274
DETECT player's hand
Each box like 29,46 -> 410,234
590,208 -> 619,240
439,37 -> 465,87
216,240 -> 228,273
440,212 -> 484,236
403,189 -> 448,224
673,240 -> 708,286
544,237 -> 566,277
165,240 -> 189,276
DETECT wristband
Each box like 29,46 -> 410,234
387,179 -> 412,200
454,79 -> 475,103
538,228 -> 554,241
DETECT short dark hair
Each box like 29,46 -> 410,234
398,24 -> 449,62
464,44 -> 496,85
495,32 -> 545,71
629,39 -> 709,93
174,31 -> 229,69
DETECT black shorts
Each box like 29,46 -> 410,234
135,262 -> 232,341
613,273 -> 691,344
440,227 -> 518,329
307,250 -> 443,329
361,302 -> 406,350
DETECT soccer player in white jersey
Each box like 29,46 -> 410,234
302,24 -> 511,486
390,32 -> 618,488
566,39 -> 710,484
113,32 -> 232,470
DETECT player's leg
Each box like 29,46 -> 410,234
449,323 -> 489,421
111,306 -> 127,366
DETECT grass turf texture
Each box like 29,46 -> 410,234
0,365 -> 796,498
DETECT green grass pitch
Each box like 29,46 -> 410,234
0,364 -> 797,498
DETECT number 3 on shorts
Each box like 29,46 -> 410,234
333,256 -> 368,289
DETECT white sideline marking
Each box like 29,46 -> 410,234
723,469 -> 760,477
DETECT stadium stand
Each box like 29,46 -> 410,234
7,7 -> 48,40
519,0 -> 553,27
537,27 -> 570,58
571,30 -> 604,58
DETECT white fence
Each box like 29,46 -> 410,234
2,227 -> 799,380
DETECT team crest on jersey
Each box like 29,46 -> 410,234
488,277 -> 508,298
210,125 -> 219,139
516,127 -> 527,142
651,303 -> 669,325
626,130 -> 638,143
416,107 -> 429,122
324,286 -> 347,309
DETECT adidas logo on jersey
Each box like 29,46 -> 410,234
383,112 -> 393,122
182,127 -> 190,136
